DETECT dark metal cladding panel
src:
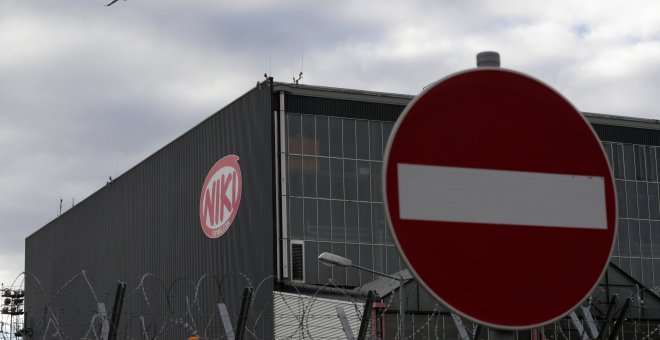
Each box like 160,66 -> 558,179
285,94 -> 406,121
25,80 -> 275,339
591,123 -> 660,146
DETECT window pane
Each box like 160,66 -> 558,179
631,258 -> 642,281
629,220 -> 641,257
345,201 -> 359,242
287,114 -> 301,154
344,160 -> 357,200
304,241 -> 318,283
387,246 -> 401,274
649,183 -> 660,220
654,259 -> 660,287
317,158 -> 330,199
635,145 -> 646,181
646,147 -> 655,182
359,244 -> 374,282
643,258 -> 654,288
382,122 -> 394,154
618,219 -> 630,257
332,242 -> 347,283
318,200 -> 331,241
331,200 -> 345,242
302,115 -> 316,155
329,117 -> 343,157
356,120 -> 370,160
371,162 -> 383,202
626,181 -> 638,219
620,257 -> 631,275
652,221 -> 660,258
372,203 -> 386,244
613,144 -> 624,179
641,220 -> 652,258
623,144 -> 635,180
369,121 -> 383,161
616,180 -> 627,218
289,197 -> 304,239
359,202 -> 372,244
302,156 -> 317,197
603,142 -> 613,169
330,159 -> 344,199
346,244 -> 360,286
304,199 -> 317,240
639,182 -> 650,220
343,119 -> 356,159
318,242 -> 332,283
374,245 -> 386,279
357,161 -> 371,202
288,155 -> 303,197
316,116 -> 329,157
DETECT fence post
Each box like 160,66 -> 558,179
235,287 -> 253,340
108,282 -> 126,340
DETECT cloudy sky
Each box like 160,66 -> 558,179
1,0 -> 660,286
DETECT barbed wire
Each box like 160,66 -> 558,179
3,271 -> 660,340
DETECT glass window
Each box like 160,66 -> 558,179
331,243 -> 347,283
651,221 -> 660,258
359,203 -> 372,244
647,147 -> 656,182
356,120 -> 370,160
345,201 -> 359,242
289,197 -> 304,239
626,181 -> 639,219
302,156 -> 317,197
302,115 -> 316,155
623,144 -> 635,180
330,159 -> 344,199
372,203 -> 387,244
383,122 -> 394,155
343,119 -> 356,159
369,121 -> 383,161
346,244 -> 360,286
655,148 -> 660,181
635,145 -> 646,181
371,162 -> 383,202
612,229 -> 620,257
316,116 -> 329,157
631,258 -> 643,281
318,242 -> 332,283
603,142 -> 613,168
641,220 -> 652,258
331,200 -> 345,242
386,246 -> 401,274
317,158 -> 330,199
619,257 -> 631,275
304,241 -> 318,283
318,200 -> 331,241
359,244 -> 374,282
357,161 -> 371,202
629,220 -> 641,257
304,199 -> 317,240
288,155 -> 303,197
329,118 -> 343,157
287,114 -> 302,154
616,180 -> 627,218
654,259 -> 660,287
344,160 -> 357,200
618,219 -> 631,257
373,245 -> 386,278
638,182 -> 650,220
649,183 -> 660,220
613,144 -> 625,179
643,258 -> 654,288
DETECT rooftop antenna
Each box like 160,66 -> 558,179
293,42 -> 304,84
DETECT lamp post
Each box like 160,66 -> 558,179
318,252 -> 406,339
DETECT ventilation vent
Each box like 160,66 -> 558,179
291,242 -> 304,282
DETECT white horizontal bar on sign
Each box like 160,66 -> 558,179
397,163 -> 607,229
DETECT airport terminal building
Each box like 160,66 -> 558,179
23,76 -> 660,339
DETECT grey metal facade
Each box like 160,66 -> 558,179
25,80 -> 276,339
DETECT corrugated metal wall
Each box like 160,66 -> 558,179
25,80 -> 276,339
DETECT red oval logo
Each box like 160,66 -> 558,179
199,155 -> 242,238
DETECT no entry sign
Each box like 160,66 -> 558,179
383,69 -> 617,329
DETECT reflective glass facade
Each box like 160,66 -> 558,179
285,112 -> 405,286
604,142 -> 660,289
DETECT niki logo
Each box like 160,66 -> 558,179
199,155 -> 242,238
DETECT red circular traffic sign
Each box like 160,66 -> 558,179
383,69 -> 617,329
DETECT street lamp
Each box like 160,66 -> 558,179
317,252 -> 406,339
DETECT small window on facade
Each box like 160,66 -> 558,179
291,242 -> 304,282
